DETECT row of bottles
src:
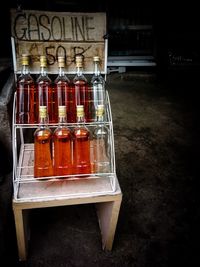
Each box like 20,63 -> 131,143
34,105 -> 110,178
16,54 -> 106,124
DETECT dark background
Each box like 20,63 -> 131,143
1,0 -> 200,77
0,1 -> 200,267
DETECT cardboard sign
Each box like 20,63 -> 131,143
11,9 -> 107,74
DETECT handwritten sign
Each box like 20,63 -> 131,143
11,9 -> 107,74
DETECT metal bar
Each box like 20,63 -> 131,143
13,90 -> 117,200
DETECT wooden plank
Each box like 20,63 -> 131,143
96,197 -> 122,250
17,177 -> 114,200
13,176 -> 121,209
13,189 -> 122,261
13,190 -> 122,210
10,9 -> 107,73
14,40 -> 105,74
12,208 -> 28,261
11,10 -> 106,42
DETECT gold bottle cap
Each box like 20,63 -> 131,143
58,106 -> 66,117
96,104 -> 104,117
76,105 -> 84,117
58,56 -> 65,68
75,55 -> 83,67
40,55 -> 47,67
93,56 -> 100,62
21,54 -> 29,66
39,106 -> 47,118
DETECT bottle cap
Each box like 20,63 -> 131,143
21,54 -> 29,66
40,55 -> 47,67
39,106 -> 47,118
58,106 -> 66,117
93,56 -> 100,62
75,55 -> 83,67
58,56 -> 65,68
76,105 -> 84,117
96,104 -> 104,117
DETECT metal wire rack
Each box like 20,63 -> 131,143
12,91 -> 117,201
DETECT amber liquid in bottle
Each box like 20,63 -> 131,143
36,56 -> 55,123
67,85 -> 76,123
34,106 -> 53,178
72,105 -> 91,175
16,54 -> 35,124
53,106 -> 72,176
72,55 -> 88,122
54,56 -> 73,123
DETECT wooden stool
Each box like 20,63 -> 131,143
13,177 -> 122,261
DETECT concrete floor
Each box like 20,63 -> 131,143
0,70 -> 199,267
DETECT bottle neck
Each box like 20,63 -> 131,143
58,66 -> 65,77
58,116 -> 66,125
97,115 -> 104,122
76,66 -> 83,76
39,116 -> 48,125
40,66 -> 47,76
94,62 -> 100,76
77,115 -> 85,123
96,105 -> 105,122
38,106 -> 48,125
22,65 -> 29,75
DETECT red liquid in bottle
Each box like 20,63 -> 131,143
53,105 -> 72,176
34,106 -> 54,178
72,105 -> 91,175
35,56 -> 55,123
54,57 -> 72,123
53,127 -> 72,176
16,80 -> 35,124
16,55 -> 35,124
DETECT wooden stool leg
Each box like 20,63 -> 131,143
13,208 -> 29,261
96,196 -> 122,251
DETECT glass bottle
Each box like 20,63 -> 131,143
90,56 -> 106,120
53,106 -> 72,176
93,105 -> 110,173
36,55 -> 55,123
34,106 -> 53,178
72,55 -> 88,122
54,56 -> 74,123
16,54 -> 35,124
72,105 -> 91,175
